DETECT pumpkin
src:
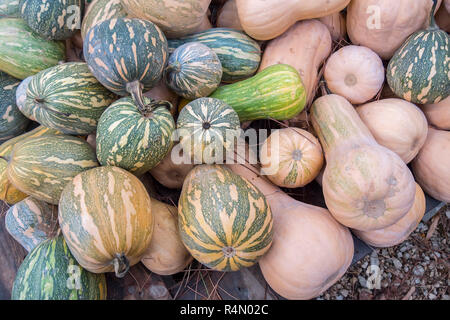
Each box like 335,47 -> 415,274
141,198 -> 193,275
319,12 -> 347,42
164,42 -> 222,100
0,71 -> 29,143
235,0 -> 351,40
421,96 -> 450,130
178,164 -> 273,272
0,0 -> 21,17
176,97 -> 241,164
436,0 -> 450,32
5,197 -> 58,252
83,18 -> 168,112
20,62 -> 117,135
120,0 -> 211,38
324,45 -> 385,105
259,20 -> 332,106
0,18 -> 66,80
19,0 -> 84,40
387,0 -> 450,105
58,166 -> 154,277
310,94 -> 416,231
217,0 -> 243,30
0,158 -> 27,204
12,234 -> 107,300
347,0 -> 442,60
210,64 -> 307,122
168,28 -> 261,83
15,76 -> 32,118
7,134 -> 99,204
144,79 -> 179,116
96,96 -> 175,176
260,128 -> 324,188
194,11 -> 212,33
353,183 -> 426,248
356,98 -> 429,164
412,127 -> 450,202
227,158 -> 354,300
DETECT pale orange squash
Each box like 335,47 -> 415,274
144,79 -> 179,117
421,96 -> 450,130
318,12 -> 347,41
217,0 -> 243,30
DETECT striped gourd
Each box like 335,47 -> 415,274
96,96 -> 175,176
178,164 -> 273,271
20,62 -> 117,135
20,0 -> 84,40
81,0 -> 128,39
83,18 -> 168,112
12,234 -> 107,300
0,157 -> 27,204
5,196 -> 58,252
176,97 -> 241,164
0,71 -> 29,143
210,64 -> 307,121
7,134 -> 99,204
387,0 -> 450,104
15,76 -> 33,119
0,0 -> 20,17
0,18 -> 66,79
58,166 -> 154,277
164,42 -> 222,100
168,28 -> 261,83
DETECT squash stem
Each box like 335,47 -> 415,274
126,80 -> 148,114
112,253 -> 130,278
428,0 -> 439,30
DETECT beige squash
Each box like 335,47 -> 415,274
144,79 -> 179,117
421,96 -> 450,130
436,0 -> 450,32
324,45 -> 385,104
236,0 -> 351,40
356,99 -> 429,163
319,12 -> 347,41
217,0 -> 243,30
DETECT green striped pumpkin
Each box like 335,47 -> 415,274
20,0 -> 84,40
0,157 -> 28,204
96,96 -> 175,176
164,42 -> 222,100
0,71 -> 29,143
168,28 -> 261,83
12,234 -> 107,300
0,0 -> 20,17
0,18 -> 66,79
58,166 -> 154,277
178,164 -> 273,271
210,64 -> 307,122
83,18 -> 168,112
387,0 -> 449,104
20,62 -> 117,135
176,97 -> 240,164
15,76 -> 32,119
5,196 -> 58,252
7,134 -> 99,204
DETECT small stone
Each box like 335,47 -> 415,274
413,265 -> 425,277
443,295 -> 450,300
392,258 -> 402,269
341,289 -> 349,298
404,266 -> 409,272
397,252 -> 403,258
415,278 -> 421,284
358,276 -> 367,288
445,209 -> 450,219
336,295 -> 344,300
435,252 -> 441,258
429,293 -> 437,300
362,261 -> 368,269
404,253 -> 410,259
400,246 -> 408,253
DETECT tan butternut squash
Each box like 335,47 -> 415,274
319,12 -> 347,41
217,0 -> 243,30
421,96 -> 450,130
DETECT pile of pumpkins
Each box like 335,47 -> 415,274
0,0 -> 449,300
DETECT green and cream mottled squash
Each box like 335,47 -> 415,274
210,64 -> 306,122
83,18 -> 168,112
96,96 -> 175,176
12,234 -> 107,300
176,97 -> 240,164
20,0 -> 84,40
178,164 -> 273,272
20,62 -> 117,135
58,166 -> 154,277
7,134 -> 99,204
168,28 -> 261,83
5,197 -> 58,252
120,0 -> 211,38
387,0 -> 450,104
0,157 -> 27,204
15,76 -> 32,118
0,71 -> 29,143
164,42 -> 222,100
81,0 -> 128,40
0,0 -> 21,17
0,18 -> 66,79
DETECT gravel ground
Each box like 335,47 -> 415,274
318,205 -> 449,300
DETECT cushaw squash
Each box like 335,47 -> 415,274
227,158 -> 354,300
412,127 -> 450,202
421,96 -> 450,130
311,94 -> 416,231
356,99 -> 428,164
59,166 -> 154,277
353,183 -> 426,248
235,0 -> 351,40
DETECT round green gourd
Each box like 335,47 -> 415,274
15,76 -> 33,119
96,96 -> 175,176
12,234 -> 107,300
165,42 -> 222,100
176,97 -> 240,164
83,17 -> 168,113
387,0 -> 449,104
0,0 -> 21,17
20,62 -> 117,135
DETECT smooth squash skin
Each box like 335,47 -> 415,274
217,0 -> 243,30
420,96 -> 450,130
310,94 -> 416,232
0,158 -> 27,204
